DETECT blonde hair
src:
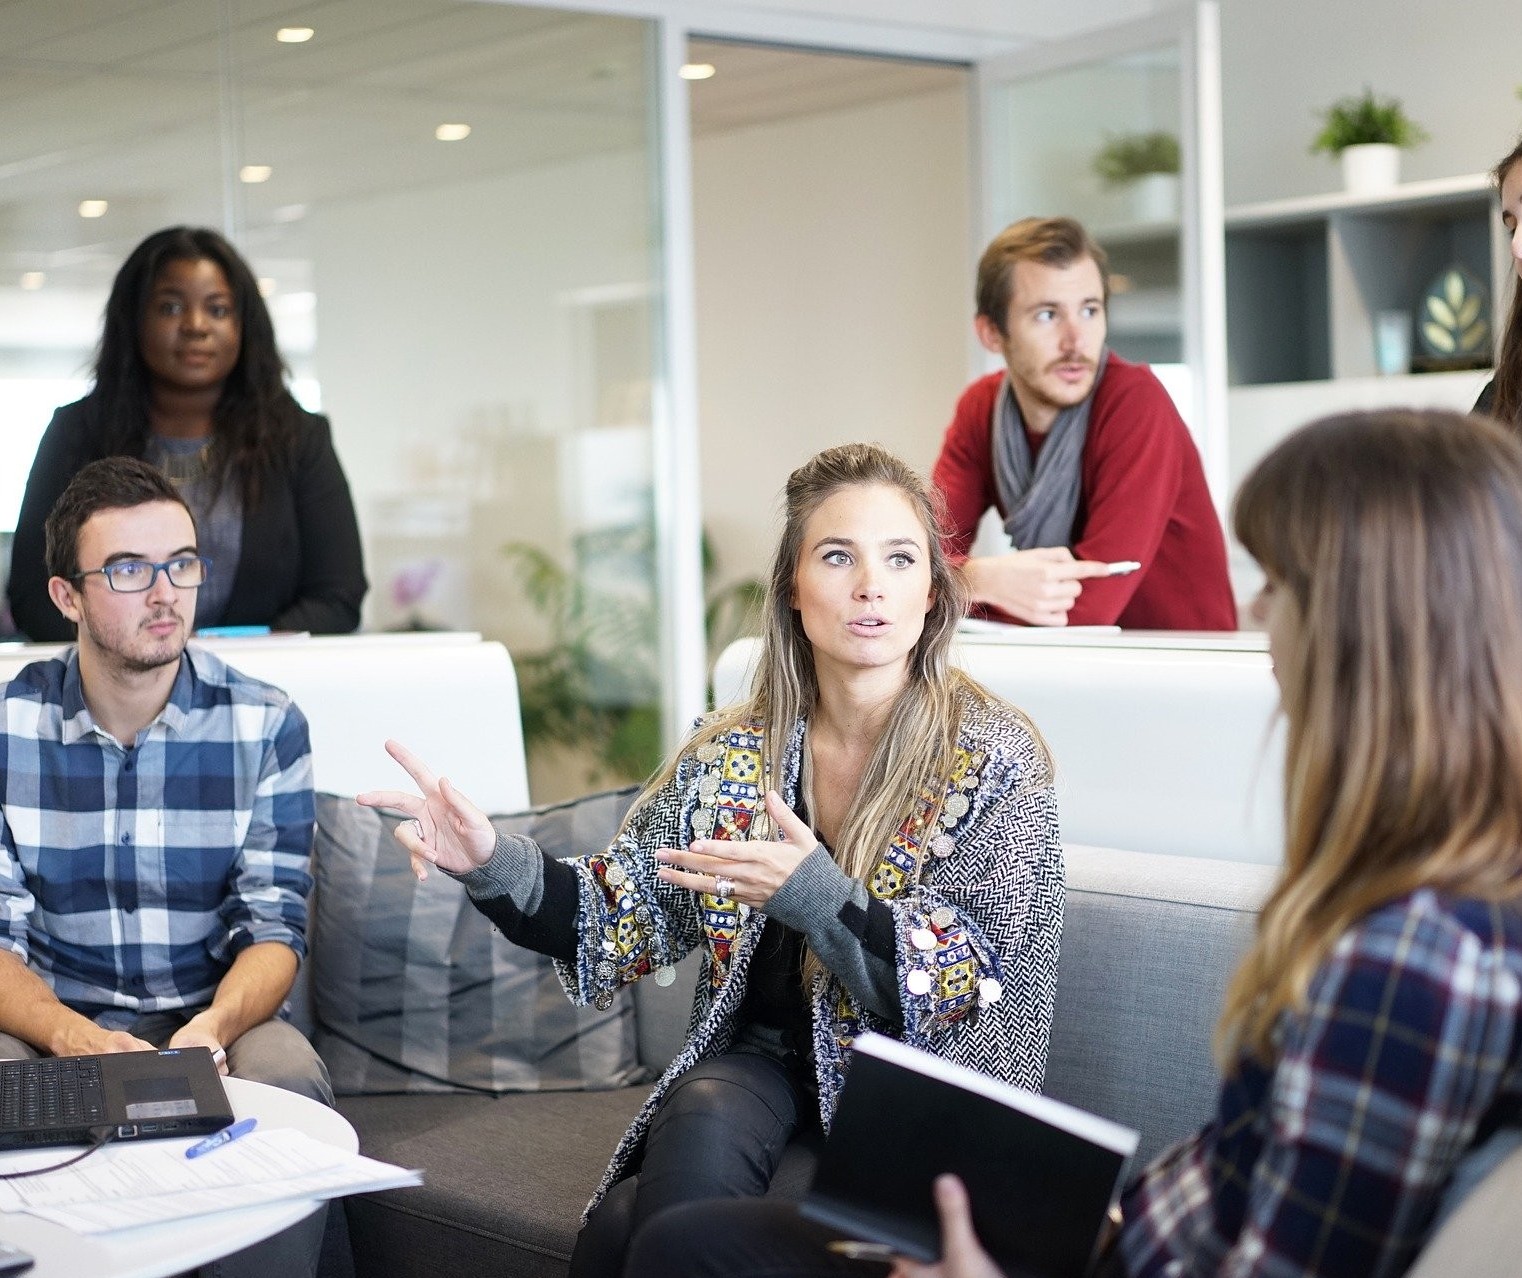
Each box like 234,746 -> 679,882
1220,409 -> 1522,1064
634,443 -> 1049,986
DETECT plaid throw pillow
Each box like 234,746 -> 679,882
310,787 -> 643,1095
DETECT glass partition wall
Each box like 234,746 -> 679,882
0,0 -> 675,799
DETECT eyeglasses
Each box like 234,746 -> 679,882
72,555 -> 211,593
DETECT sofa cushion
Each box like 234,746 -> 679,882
340,1088 -> 649,1278
1406,1138 -> 1522,1277
1046,845 -> 1276,1166
311,788 -> 643,1096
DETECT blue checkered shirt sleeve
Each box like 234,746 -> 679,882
1118,892 -> 1522,1277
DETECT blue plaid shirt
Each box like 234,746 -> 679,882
1118,890 -> 1522,1277
0,646 -> 314,1028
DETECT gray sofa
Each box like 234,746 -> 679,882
306,801 -> 1522,1278
307,798 -> 1284,1277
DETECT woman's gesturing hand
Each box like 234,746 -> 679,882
356,739 -> 496,881
655,790 -> 815,909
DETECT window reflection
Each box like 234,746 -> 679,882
0,0 -> 665,798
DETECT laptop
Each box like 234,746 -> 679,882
0,1047 -> 234,1152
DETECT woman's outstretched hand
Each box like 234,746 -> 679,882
356,739 -> 496,881
654,790 -> 814,909
888,1175 -> 1003,1278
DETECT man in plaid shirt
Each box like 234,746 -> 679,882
0,458 -> 329,1108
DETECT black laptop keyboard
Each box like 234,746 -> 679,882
0,1056 -> 106,1130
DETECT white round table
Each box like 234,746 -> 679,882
0,1078 -> 358,1278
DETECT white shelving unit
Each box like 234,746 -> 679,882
1224,173 -> 1507,386
1218,173 -> 1507,603
1095,220 -> 1184,366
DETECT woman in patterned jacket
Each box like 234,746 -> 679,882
639,410 -> 1522,1278
359,442 -> 1064,1276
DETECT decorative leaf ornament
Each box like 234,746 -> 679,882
1419,267 -> 1490,357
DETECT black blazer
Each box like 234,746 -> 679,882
6,398 -> 368,641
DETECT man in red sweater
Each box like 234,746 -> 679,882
932,217 -> 1235,629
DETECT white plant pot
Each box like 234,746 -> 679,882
1129,172 -> 1181,223
1340,143 -> 1400,194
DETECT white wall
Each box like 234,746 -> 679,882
692,85 -> 972,589
1218,0 -> 1520,204
311,147 -> 659,645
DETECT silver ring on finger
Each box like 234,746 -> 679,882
410,818 -> 425,842
713,873 -> 736,898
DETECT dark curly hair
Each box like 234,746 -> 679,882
87,226 -> 303,504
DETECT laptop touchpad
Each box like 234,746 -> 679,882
124,1075 -> 199,1118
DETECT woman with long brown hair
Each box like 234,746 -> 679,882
7,226 -> 366,639
1475,134 -> 1522,426
359,442 -> 1064,1275
632,409 -> 1522,1278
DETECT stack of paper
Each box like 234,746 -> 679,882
0,1128 -> 420,1233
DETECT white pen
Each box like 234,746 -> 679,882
1105,560 -> 1142,576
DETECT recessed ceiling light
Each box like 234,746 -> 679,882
239,165 -> 273,184
78,199 -> 108,218
277,27 -> 314,43
20,272 -> 45,290
679,63 -> 716,81
258,277 -> 277,297
434,123 -> 472,142
272,203 -> 307,223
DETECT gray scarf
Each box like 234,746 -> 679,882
992,348 -> 1109,549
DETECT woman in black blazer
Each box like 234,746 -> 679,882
7,226 -> 366,640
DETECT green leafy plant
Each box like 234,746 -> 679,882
1092,131 -> 1181,186
1310,87 -> 1428,154
502,528 -> 762,785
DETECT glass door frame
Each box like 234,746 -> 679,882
972,2 -> 1227,506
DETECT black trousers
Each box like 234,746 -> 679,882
626,1198 -> 886,1278
569,1049 -> 811,1278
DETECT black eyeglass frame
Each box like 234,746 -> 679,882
70,555 -> 213,593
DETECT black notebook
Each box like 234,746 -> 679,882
801,1033 -> 1138,1278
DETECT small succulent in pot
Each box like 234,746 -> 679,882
1310,87 -> 1428,154
1092,131 -> 1181,186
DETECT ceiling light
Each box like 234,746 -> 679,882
434,123 -> 472,142
239,165 -> 273,184
20,272 -> 45,290
276,27 -> 314,43
258,277 -> 277,298
679,63 -> 716,81
78,199 -> 108,218
272,203 -> 307,223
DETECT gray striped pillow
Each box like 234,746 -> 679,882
310,788 -> 644,1095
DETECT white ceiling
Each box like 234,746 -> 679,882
0,0 -> 964,316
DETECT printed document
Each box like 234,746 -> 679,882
0,1128 -> 420,1233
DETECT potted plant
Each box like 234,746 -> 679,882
1093,131 -> 1181,222
1310,87 -> 1428,194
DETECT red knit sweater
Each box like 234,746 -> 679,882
931,358 -> 1236,630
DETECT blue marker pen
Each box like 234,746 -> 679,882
186,1116 -> 258,1158
196,625 -> 272,638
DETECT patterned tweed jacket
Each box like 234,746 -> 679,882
555,691 -> 1065,1216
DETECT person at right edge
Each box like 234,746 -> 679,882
931,216 -> 1235,630
1475,134 -> 1521,426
